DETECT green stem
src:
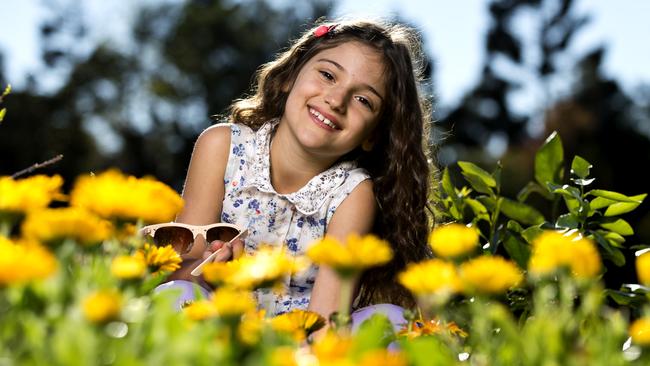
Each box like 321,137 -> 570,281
337,278 -> 353,328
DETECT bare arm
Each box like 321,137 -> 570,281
167,125 -> 235,281
307,179 -> 377,320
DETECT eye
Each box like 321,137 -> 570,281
355,95 -> 373,110
319,70 -> 334,81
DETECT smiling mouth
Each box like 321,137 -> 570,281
309,108 -> 340,130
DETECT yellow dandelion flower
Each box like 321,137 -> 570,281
398,259 -> 463,296
307,234 -> 393,277
630,317 -> 650,345
111,255 -> 146,279
636,251 -> 650,286
211,287 -> 256,318
270,346 -> 298,366
0,236 -> 57,286
183,300 -> 218,321
311,331 -> 353,364
0,175 -> 64,214
270,309 -> 326,341
204,246 -> 308,290
82,290 -> 122,324
135,243 -> 181,275
70,169 -> 183,224
529,231 -> 601,279
459,255 -> 523,294
21,208 -> 113,246
359,349 -> 407,366
429,223 -> 479,258
238,309 -> 266,345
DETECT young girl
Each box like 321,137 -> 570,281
161,18 -> 434,322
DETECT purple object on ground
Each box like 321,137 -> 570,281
154,280 -> 210,309
351,303 -> 407,332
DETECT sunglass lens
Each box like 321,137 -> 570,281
206,227 -> 241,243
153,226 -> 194,254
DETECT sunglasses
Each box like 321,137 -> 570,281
139,222 -> 248,255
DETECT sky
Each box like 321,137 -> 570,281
0,0 -> 649,109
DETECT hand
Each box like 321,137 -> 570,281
202,239 -> 245,263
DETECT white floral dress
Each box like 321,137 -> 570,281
220,120 -> 370,315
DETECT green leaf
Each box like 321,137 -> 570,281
600,218 -> 634,236
604,193 -> 647,216
555,213 -> 579,229
400,336 -> 457,366
570,155 -> 592,179
535,131 -> 564,189
598,230 -> 626,248
562,196 -> 581,216
462,172 -> 494,195
588,189 -> 642,203
591,231 -> 626,266
465,198 -> 490,222
571,178 -> 595,186
458,161 -> 496,187
506,220 -> 524,233
503,231 -> 531,269
517,181 -> 553,202
499,197 -> 545,225
522,225 -> 545,244
1,84 -> 10,97
350,315 -> 394,355
590,196 -> 616,210
477,196 -> 497,212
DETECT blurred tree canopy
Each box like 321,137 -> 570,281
0,0 -> 648,271
1,0 -> 333,189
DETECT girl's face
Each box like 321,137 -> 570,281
279,41 -> 386,162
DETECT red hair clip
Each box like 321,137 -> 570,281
314,24 -> 338,38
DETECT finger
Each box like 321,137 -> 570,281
231,239 -> 244,259
209,240 -> 226,252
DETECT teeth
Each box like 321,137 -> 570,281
310,108 -> 337,129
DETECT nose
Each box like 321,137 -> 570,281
325,86 -> 347,113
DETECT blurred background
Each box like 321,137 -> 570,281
1,0 -> 649,278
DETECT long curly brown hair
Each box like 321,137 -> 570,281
229,19 -> 435,309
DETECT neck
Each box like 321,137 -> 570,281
269,123 -> 338,194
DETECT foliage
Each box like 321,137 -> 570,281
439,131 -> 646,272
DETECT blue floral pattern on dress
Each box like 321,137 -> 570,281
219,121 -> 370,315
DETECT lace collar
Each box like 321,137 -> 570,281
245,120 -> 356,215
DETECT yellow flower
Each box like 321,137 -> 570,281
0,175 -> 64,214
311,331 -> 353,364
269,347 -> 298,366
398,318 -> 468,340
398,259 -> 463,296
135,243 -> 181,275
21,208 -> 113,246
636,251 -> 650,286
429,223 -> 479,258
529,231 -> 601,279
459,255 -> 523,294
211,287 -> 256,318
111,255 -> 146,279
204,246 -> 308,290
82,290 -> 122,324
270,309 -> 326,341
183,300 -> 218,321
630,317 -> 650,345
307,234 -> 393,277
70,169 -> 183,224
0,236 -> 58,286
238,310 -> 266,345
359,349 -> 407,366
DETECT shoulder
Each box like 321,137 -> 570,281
326,178 -> 376,237
196,123 -> 233,147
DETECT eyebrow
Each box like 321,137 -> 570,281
316,58 -> 385,101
